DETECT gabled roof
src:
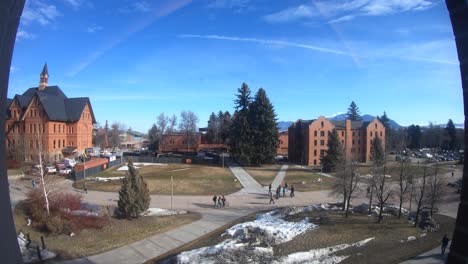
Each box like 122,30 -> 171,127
7,86 -> 96,123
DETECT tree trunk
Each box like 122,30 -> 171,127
368,186 -> 373,214
378,202 -> 384,223
398,194 -> 403,218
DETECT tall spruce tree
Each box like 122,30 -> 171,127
370,136 -> 385,167
219,111 -> 231,144
445,119 -> 457,150
378,111 -> 390,130
206,112 -> 218,144
249,88 -> 278,165
407,125 -> 422,149
229,83 -> 253,164
347,101 -> 362,121
321,129 -> 343,172
116,159 -> 150,218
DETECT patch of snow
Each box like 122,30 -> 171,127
277,237 -> 375,264
400,236 -> 417,243
420,233 -> 427,237
172,168 -> 191,172
93,176 -> 124,182
133,162 -> 167,166
117,165 -> 141,171
70,210 -> 99,217
142,208 -> 187,216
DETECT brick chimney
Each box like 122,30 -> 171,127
38,63 -> 48,91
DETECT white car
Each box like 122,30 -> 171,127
64,158 -> 77,168
59,168 -> 72,175
46,166 -> 57,174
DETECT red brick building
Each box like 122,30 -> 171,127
277,131 -> 288,156
159,133 -> 227,153
288,116 -> 385,166
6,64 -> 96,161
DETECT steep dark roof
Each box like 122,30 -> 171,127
126,130 -> 145,137
7,86 -> 95,123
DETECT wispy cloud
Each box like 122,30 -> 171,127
207,0 -> 251,9
68,0 -> 193,77
133,1 -> 151,12
178,34 -> 458,66
119,1 -> 153,13
87,24 -> 103,33
178,34 -> 347,55
16,30 -> 36,40
263,4 -> 316,23
10,66 -> 18,73
264,0 -> 435,24
21,0 -> 62,26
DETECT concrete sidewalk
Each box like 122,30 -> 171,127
271,165 -> 288,189
227,162 -> 265,194
57,208 -> 256,264
400,242 -> 450,264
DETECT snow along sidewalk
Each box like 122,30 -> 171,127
55,208 -> 256,264
400,241 -> 451,264
271,165 -> 288,189
227,162 -> 265,195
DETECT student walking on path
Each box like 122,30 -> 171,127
441,234 -> 449,255
217,195 -> 223,208
268,184 -> 272,195
212,195 -> 217,208
282,186 -> 286,197
276,186 -> 281,199
269,193 -> 275,204
290,185 -> 295,197
221,195 -> 226,207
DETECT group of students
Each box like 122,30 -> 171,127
212,194 -> 227,208
268,182 -> 294,204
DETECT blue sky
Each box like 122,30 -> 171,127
9,0 -> 462,132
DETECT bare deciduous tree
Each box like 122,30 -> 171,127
108,122 -> 123,151
397,158 -> 411,218
428,163 -> 445,217
167,114 -> 178,133
374,165 -> 394,223
413,165 -> 428,227
178,111 -> 199,151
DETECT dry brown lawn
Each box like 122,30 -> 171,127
13,206 -> 201,260
152,210 -> 455,264
285,165 -> 335,191
244,165 -> 282,185
73,163 -> 241,195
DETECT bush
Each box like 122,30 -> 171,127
24,189 -> 108,235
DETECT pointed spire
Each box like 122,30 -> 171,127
39,63 -> 49,91
41,63 -> 48,76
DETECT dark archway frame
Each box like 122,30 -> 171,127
0,1 -> 467,263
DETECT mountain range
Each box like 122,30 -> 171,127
277,114 -> 402,132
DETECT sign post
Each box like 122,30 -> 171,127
171,176 -> 173,210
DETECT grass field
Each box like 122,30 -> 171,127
152,210 -> 454,264
13,206 -> 201,259
73,163 -> 242,195
244,165 -> 282,185
284,165 -> 336,191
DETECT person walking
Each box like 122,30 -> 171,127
212,195 -> 217,208
290,185 -> 295,197
217,195 -> 223,208
452,171 -> 454,177
284,182 -> 288,190
31,180 -> 36,188
269,192 -> 275,204
441,234 -> 449,255
282,186 -> 286,197
268,183 -> 272,195
84,182 -> 88,194
221,195 -> 226,207
276,186 -> 281,199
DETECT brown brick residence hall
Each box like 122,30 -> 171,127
6,64 -> 95,161
288,116 -> 385,166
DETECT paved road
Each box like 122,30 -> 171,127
400,242 -> 451,264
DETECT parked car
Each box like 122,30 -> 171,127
59,167 -> 72,175
64,158 -> 77,168
46,166 -> 57,174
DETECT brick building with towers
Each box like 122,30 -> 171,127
288,116 -> 385,166
5,64 -> 96,161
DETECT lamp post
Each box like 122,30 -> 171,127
171,175 -> 173,210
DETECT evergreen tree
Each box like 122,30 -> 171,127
249,88 -> 278,165
321,130 -> 343,172
347,101 -> 362,121
407,125 -> 422,149
147,124 -> 159,151
378,111 -> 390,130
206,112 -> 219,144
229,83 -> 253,164
370,136 -> 385,167
219,111 -> 232,144
116,159 -> 150,218
446,119 -> 457,150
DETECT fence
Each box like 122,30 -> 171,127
72,157 -> 123,181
